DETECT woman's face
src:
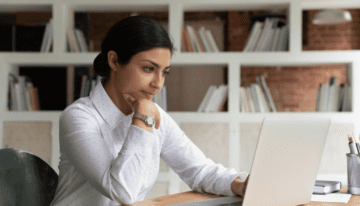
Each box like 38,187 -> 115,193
112,47 -> 171,102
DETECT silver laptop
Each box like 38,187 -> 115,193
174,116 -> 331,206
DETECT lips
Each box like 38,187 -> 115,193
143,91 -> 156,97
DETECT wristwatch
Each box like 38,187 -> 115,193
133,113 -> 156,127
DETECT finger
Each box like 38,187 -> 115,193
155,114 -> 160,130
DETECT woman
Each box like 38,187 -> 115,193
50,16 -> 248,206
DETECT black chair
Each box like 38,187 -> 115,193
0,148 -> 58,206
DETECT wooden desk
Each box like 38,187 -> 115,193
132,188 -> 360,206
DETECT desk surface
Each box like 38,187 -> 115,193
132,188 -> 360,206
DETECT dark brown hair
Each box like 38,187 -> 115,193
93,16 -> 174,80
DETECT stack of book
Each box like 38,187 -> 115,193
182,25 -> 220,52
40,18 -> 53,52
316,76 -> 351,112
197,84 -> 228,112
67,26 -> 88,52
151,86 -> 167,112
243,17 -> 289,52
8,74 -> 40,111
240,75 -> 276,113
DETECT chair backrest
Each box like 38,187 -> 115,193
0,148 -> 58,206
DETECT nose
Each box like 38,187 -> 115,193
150,73 -> 164,90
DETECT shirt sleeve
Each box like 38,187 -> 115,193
160,113 -> 240,197
60,105 -> 161,205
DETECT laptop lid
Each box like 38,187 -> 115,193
242,116 -> 331,206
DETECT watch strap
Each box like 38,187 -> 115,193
133,113 -> 155,127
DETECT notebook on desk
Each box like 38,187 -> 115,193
174,117 -> 332,206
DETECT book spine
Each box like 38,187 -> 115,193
205,30 -> 219,52
197,85 -> 216,112
217,85 -> 228,112
45,18 -> 53,52
40,21 -> 50,52
186,25 -> 199,52
18,76 -> 28,111
204,86 -> 220,112
25,82 -> 32,111
183,28 -> 193,52
198,27 -> 211,52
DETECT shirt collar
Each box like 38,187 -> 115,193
90,81 -> 133,129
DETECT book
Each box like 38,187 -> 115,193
181,29 -> 187,52
40,19 -> 51,52
315,84 -> 321,112
214,85 -> 228,112
254,18 -> 272,51
259,75 -> 276,112
270,27 -> 281,51
182,28 -> 193,52
186,25 -> 201,52
193,27 -> 205,52
327,77 -> 339,111
319,83 -> 330,112
244,87 -> 254,112
16,76 -> 27,111
197,85 -> 217,112
204,86 -> 221,112
198,27 -> 210,52
74,28 -> 88,52
278,25 -> 289,51
239,87 -> 246,112
243,21 -> 263,52
313,180 -> 341,194
67,27 -> 80,52
250,84 -> 263,112
205,29 -> 219,52
45,18 -> 54,52
260,18 -> 278,51
28,83 -> 40,111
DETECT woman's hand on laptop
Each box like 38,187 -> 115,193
231,175 -> 249,198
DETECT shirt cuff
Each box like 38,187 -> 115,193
120,124 -> 159,156
221,173 -> 241,197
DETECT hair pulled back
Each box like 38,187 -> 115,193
93,16 -> 174,79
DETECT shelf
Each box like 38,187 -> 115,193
3,111 -> 61,121
0,3 -> 52,12
2,51 -> 360,66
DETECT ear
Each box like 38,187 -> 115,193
107,50 -> 119,72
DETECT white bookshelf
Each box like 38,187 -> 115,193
1,0 -> 359,197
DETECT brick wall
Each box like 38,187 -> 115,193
303,9 -> 360,51
228,10 -> 356,111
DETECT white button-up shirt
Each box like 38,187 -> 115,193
50,81 -> 243,206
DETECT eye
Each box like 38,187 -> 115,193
144,67 -> 154,72
163,70 -> 170,75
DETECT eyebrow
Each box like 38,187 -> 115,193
144,60 -> 170,70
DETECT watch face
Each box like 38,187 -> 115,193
146,116 -> 155,126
